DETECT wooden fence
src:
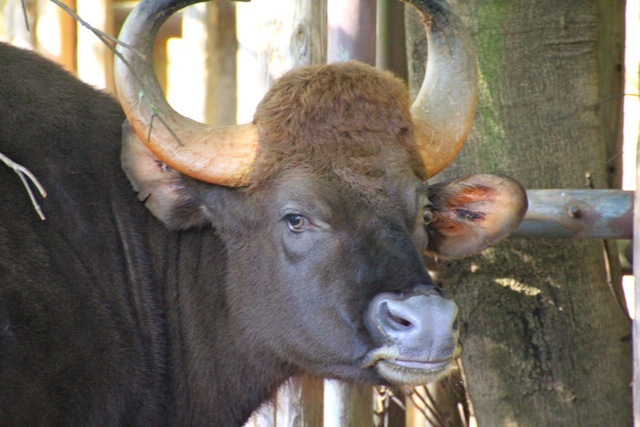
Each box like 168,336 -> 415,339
1,0 -> 638,425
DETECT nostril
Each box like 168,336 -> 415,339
366,291 -> 459,351
380,301 -> 415,331
388,311 -> 413,328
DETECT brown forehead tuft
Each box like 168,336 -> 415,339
249,61 -> 425,186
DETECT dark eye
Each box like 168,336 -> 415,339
284,214 -> 311,232
423,207 -> 434,225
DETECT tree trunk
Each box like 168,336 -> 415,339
408,1 -> 632,425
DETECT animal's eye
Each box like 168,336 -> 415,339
423,207 -> 434,225
284,214 -> 310,232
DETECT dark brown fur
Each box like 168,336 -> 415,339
0,42 -> 439,427
0,40 -> 525,426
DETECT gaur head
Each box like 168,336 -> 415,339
116,0 -> 527,386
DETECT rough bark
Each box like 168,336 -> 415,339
408,1 -> 632,425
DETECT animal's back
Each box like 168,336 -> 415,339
0,43 -> 167,425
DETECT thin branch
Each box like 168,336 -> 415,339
408,391 -> 441,427
20,0 -> 30,35
423,386 -> 448,427
408,386 -> 447,427
383,389 -> 389,427
48,0 -> 142,58
389,394 -> 406,411
1,152 -> 47,220
46,0 -> 185,154
458,403 -> 470,427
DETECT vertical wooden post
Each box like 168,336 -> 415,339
277,2 -> 327,423
236,0 -> 326,122
413,0 -> 631,424
300,376 -> 325,424
405,397 -> 426,427
327,0 -> 376,64
270,376 -> 324,426
375,0 -> 406,80
634,140 -> 640,426
35,0 -> 76,72
2,0 -> 37,47
240,1 -> 326,425
324,380 -> 373,426
76,0 -> 114,93
271,2 -> 326,424
205,1 -> 238,126
171,3 -> 237,125
628,1 -> 640,424
324,1 -> 377,425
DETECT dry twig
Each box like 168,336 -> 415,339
1,152 -> 47,220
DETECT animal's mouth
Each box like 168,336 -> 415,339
361,344 -> 462,386
387,358 -> 451,371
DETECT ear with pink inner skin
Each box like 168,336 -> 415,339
425,174 -> 528,259
121,121 -> 209,230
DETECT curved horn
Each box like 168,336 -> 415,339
404,0 -> 478,178
115,0 -> 259,186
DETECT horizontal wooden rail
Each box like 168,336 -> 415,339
514,189 -> 633,239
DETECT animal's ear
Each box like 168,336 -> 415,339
426,174 -> 527,258
120,121 -> 210,230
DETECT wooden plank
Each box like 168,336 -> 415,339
324,380 -> 373,426
290,0 -> 327,68
412,0 -> 631,423
631,3 -> 640,425
58,0 -> 77,72
325,1 -> 377,425
597,0 -> 626,188
76,0 -> 114,93
514,189 -> 633,239
273,1 -> 326,423
236,0 -> 326,122
327,0 -> 376,64
206,1 -> 238,126
271,376 -> 323,426
174,2 -> 237,125
3,0 -> 38,46
299,376 -> 324,426
240,1 -> 326,425
35,0 -> 76,72
375,0 -> 407,79
274,3 -> 326,423
634,142 -> 640,426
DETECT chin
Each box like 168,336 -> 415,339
374,359 -> 454,386
361,344 -> 462,387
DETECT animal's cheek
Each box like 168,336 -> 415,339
277,231 -> 351,293
279,230 -> 315,264
279,226 -> 337,266
410,223 -> 430,253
